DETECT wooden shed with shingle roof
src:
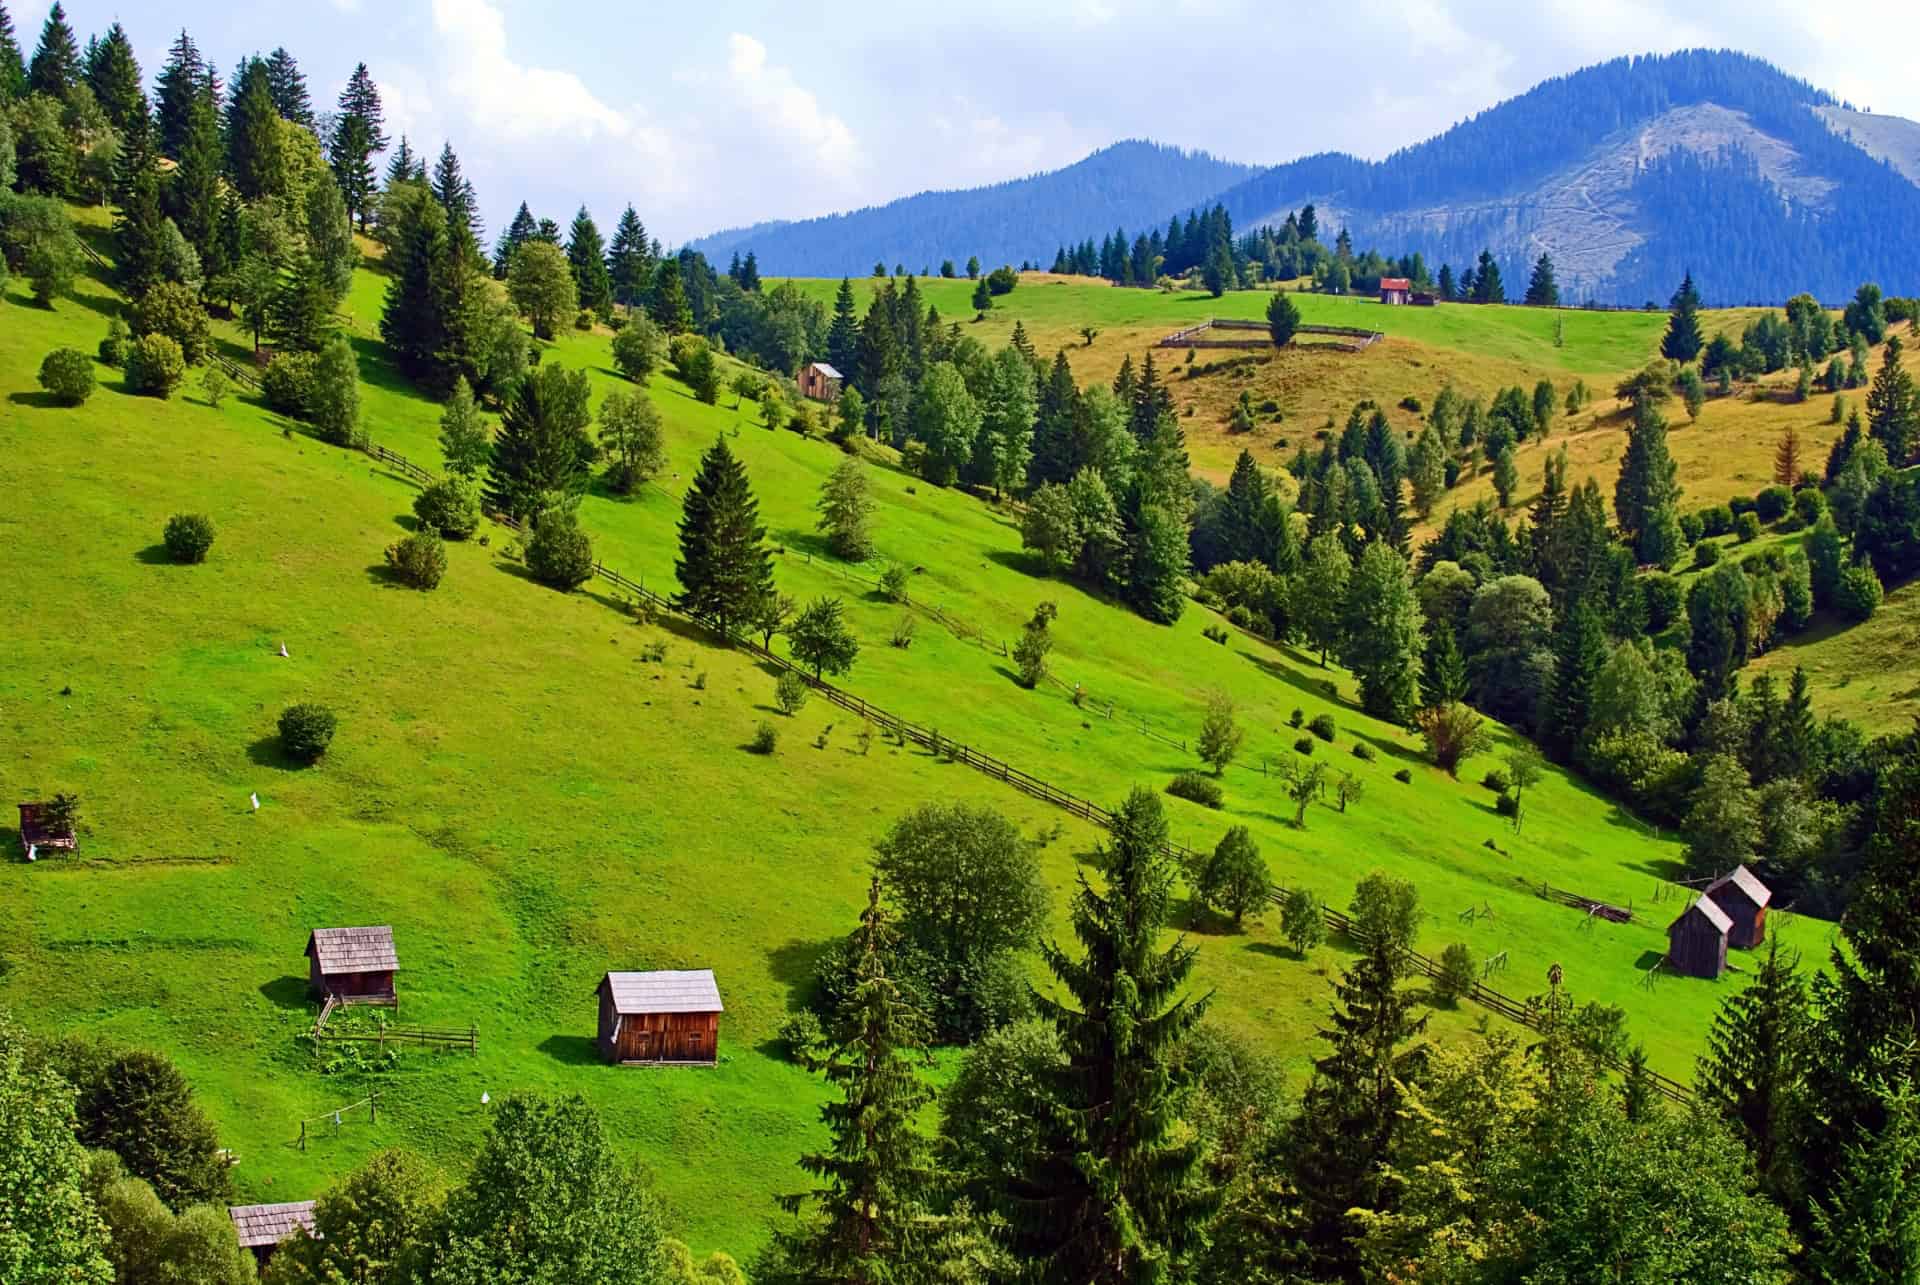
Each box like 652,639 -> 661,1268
596,969 -> 723,1065
229,1200 -> 316,1266
1667,895 -> 1732,980
306,926 -> 398,1004
1704,864 -> 1772,949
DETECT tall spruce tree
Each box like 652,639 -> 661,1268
766,882 -> 943,1284
431,142 -> 482,264
263,47 -> 313,128
1524,252 -> 1559,306
1662,270 -> 1705,362
1865,332 -> 1918,466
384,134 -> 421,189
26,0 -> 78,97
163,75 -> 222,261
1700,936 -> 1811,1208
999,787 -> 1214,1284
1341,541 -> 1423,724
492,200 -> 536,279
484,363 -> 596,522
649,257 -> 692,333
605,205 -> 651,307
1546,602 -> 1606,762
83,21 -> 143,134
379,194 -> 458,385
152,31 -> 205,159
676,436 -> 774,637
226,60 -> 283,201
113,119 -> 169,295
826,277 -> 860,377
1220,449 -> 1273,564
1613,391 -> 1684,566
329,63 -> 387,229
0,0 -> 24,101
1420,620 -> 1468,708
565,206 -> 613,318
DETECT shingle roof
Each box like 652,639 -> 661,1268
229,1201 -> 317,1248
1677,895 -> 1733,934
601,969 -> 723,1015
1706,864 -> 1773,909
808,362 -> 842,380
307,926 -> 398,975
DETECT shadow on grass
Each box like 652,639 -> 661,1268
391,513 -> 421,533
984,547 -> 1048,579
1635,949 -> 1669,971
259,976 -> 311,1010
1245,941 -> 1306,962
134,543 -> 178,565
246,735 -> 306,771
537,1034 -> 601,1066
766,937 -> 833,1008
1237,647 -> 1349,709
1628,855 -> 1688,882
7,390 -> 65,409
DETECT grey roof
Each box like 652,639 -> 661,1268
601,969 -> 723,1015
229,1201 -> 317,1248
1676,895 -> 1733,934
807,362 -> 842,379
1706,864 -> 1773,910
307,926 -> 398,975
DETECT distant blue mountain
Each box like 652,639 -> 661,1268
685,141 -> 1256,277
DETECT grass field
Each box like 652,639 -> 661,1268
0,234 -> 1841,1256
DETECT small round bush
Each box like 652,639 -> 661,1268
1641,572 -> 1683,632
1308,713 -> 1337,742
574,309 -> 595,331
776,669 -> 810,715
1728,495 -> 1757,518
776,1010 -> 822,1061
413,477 -> 481,539
749,721 -> 778,755
1494,791 -> 1520,817
385,531 -> 447,590
38,347 -> 95,405
1755,486 -> 1792,523
161,513 -> 215,563
131,281 -> 210,364
1734,511 -> 1762,543
278,703 -> 337,764
1166,771 -> 1224,809
1699,504 -> 1733,537
1678,511 -> 1703,545
525,511 -> 594,591
1288,708 -> 1304,728
1352,741 -> 1376,762
1393,767 -> 1413,784
1435,942 -> 1476,1005
261,351 -> 319,418
1793,487 -> 1827,528
98,318 -> 130,368
126,333 -> 186,399
1693,541 -> 1722,570
1836,563 -> 1884,623
1293,735 -> 1315,755
1481,768 -> 1510,793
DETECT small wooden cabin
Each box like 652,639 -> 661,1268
1667,895 -> 1732,980
597,969 -> 722,1065
229,1200 -> 316,1267
1378,277 -> 1412,306
17,802 -> 77,858
797,362 -> 844,403
306,926 -> 398,1005
1704,864 -> 1772,949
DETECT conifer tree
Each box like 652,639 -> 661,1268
113,121 -> 169,296
439,376 -> 491,480
1341,541 -> 1423,724
226,62 -> 284,202
1471,249 -> 1504,303
1662,270 -> 1705,362
999,787 -> 1214,1283
605,206 -> 651,307
162,78 -> 222,260
26,1 -> 78,97
1613,391 -> 1684,566
1700,936 -> 1811,1206
263,47 -> 313,128
826,277 -> 860,377
766,881 -> 944,1284
485,363 -> 596,522
1220,449 -> 1272,564
153,31 -> 206,159
328,63 -> 387,229
379,196 -> 457,385
1807,1079 -> 1920,1282
676,436 -> 774,637
492,200 -> 536,279
1773,426 -> 1803,487
1865,333 -> 1917,466
385,134 -> 421,190
1420,620 -> 1468,709
1546,602 -> 1606,762
84,22 -> 143,134
1300,535 -> 1351,666
980,345 -> 1037,499
1524,252 -> 1559,306
565,206 -> 613,318
0,0 -> 24,101
649,258 -> 691,333
431,142 -> 482,264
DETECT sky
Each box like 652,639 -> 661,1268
36,0 -> 1920,246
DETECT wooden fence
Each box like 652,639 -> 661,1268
1534,879 -> 1635,924
1156,317 -> 1383,353
314,1024 -> 479,1053
364,440 -> 1692,1104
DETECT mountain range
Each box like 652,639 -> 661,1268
694,51 -> 1920,305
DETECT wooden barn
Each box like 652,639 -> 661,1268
17,801 -> 77,858
306,926 -> 398,1005
1378,277 -> 1412,306
596,969 -> 723,1065
229,1200 -> 316,1266
1704,864 -> 1772,949
797,361 -> 843,403
1667,895 -> 1732,980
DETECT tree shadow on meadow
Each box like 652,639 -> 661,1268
537,1034 -> 601,1066
258,976 -> 311,1010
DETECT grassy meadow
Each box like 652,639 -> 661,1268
0,231 -> 1847,1256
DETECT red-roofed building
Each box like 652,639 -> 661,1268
1379,277 -> 1412,305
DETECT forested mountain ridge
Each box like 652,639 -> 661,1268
709,50 -> 1920,305
684,140 -> 1254,277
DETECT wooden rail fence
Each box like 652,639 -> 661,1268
1156,316 -> 1383,353
363,440 -> 1691,1104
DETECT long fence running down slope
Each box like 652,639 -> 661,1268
354,436 -> 1690,1105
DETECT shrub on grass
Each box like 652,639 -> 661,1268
1694,541 -> 1721,570
1201,624 -> 1229,645
1288,708 -> 1304,728
413,477 -> 482,539
1755,486 -> 1793,523
1280,888 -> 1325,956
1394,767 -> 1412,783
161,513 -> 214,563
1435,943 -> 1476,1005
126,333 -> 185,398
1482,768 -> 1510,793
1293,736 -> 1315,755
776,1010 -> 822,1062
1352,742 -> 1376,762
776,670 -> 809,715
1793,487 -> 1827,528
279,703 -> 337,764
1734,512 -> 1762,543
525,511 -> 594,591
261,351 -> 318,418
37,346 -> 94,404
750,721 -> 778,754
1495,791 -> 1520,817
98,317 -> 130,367
1642,572 -> 1683,631
1308,713 -> 1336,742
384,532 -> 447,590
879,563 -> 911,602
1166,772 -> 1224,809
1679,511 -> 1704,545
1699,504 -> 1733,537
130,281 -> 210,364
1836,563 -> 1883,623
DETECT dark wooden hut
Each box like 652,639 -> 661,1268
229,1201 -> 316,1267
306,926 -> 398,1004
1704,864 -> 1772,949
797,362 -> 843,403
596,970 -> 722,1065
17,802 -> 77,858
1667,895 -> 1731,980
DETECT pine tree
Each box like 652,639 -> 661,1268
1807,1079 -> 1920,1282
649,259 -> 691,333
1471,248 -> 1504,303
1699,936 -> 1811,1206
1289,933 -> 1430,1278
1341,542 -> 1423,724
113,121 -> 170,295
999,787 -> 1214,1284
766,881 -> 943,1284
329,63 -> 387,229
1524,253 -> 1559,306
439,376 -> 491,480
606,206 -> 651,308
1420,620 -> 1468,709
1614,391 -> 1684,566
676,436 -> 774,637
491,201 -> 536,279
822,277 -> 860,380
0,0 -> 24,101
431,142 -> 482,264
163,76 -> 222,261
1221,449 -> 1273,564
1547,602 -> 1606,762
84,22 -> 144,134
379,195 -> 458,386
153,31 -> 205,159
1773,426 -> 1803,487
385,134 -> 420,190
566,206 -> 613,318
263,47 -> 313,128
226,61 -> 284,201
484,363 -> 596,522
1300,535 -> 1351,666
26,1 -> 78,97
1865,333 -> 1918,466
1662,271 -> 1705,363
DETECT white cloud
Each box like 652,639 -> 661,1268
723,33 -> 861,181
